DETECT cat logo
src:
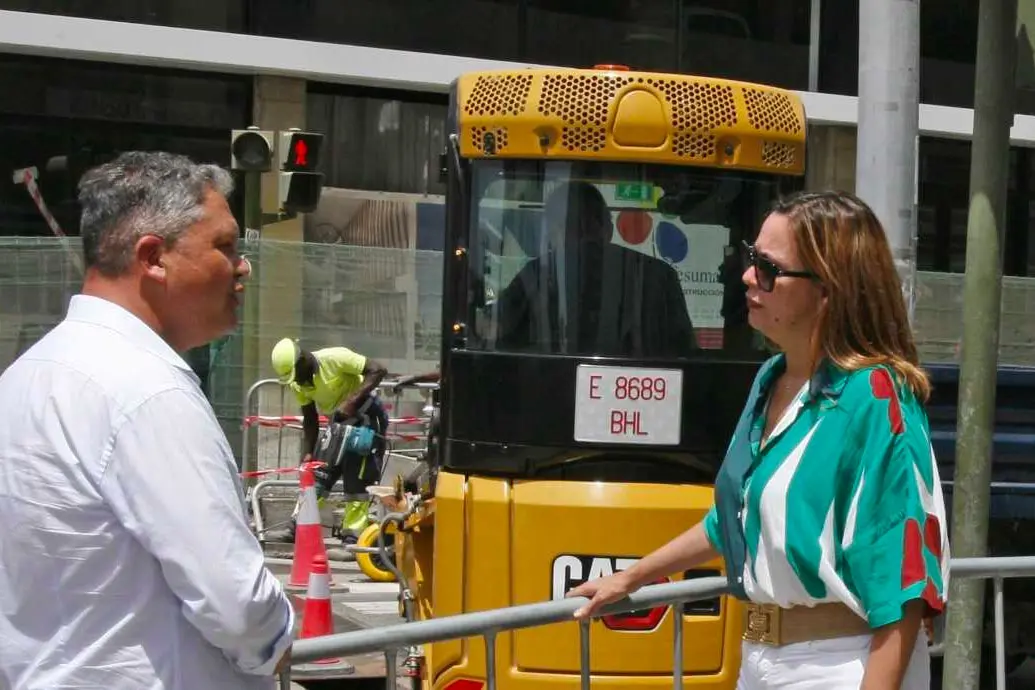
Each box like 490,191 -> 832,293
551,554 -> 670,632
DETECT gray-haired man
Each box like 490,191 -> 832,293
0,152 -> 293,689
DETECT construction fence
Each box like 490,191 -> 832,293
0,236 -> 444,466
3,236 -> 1035,462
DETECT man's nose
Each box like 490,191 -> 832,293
237,255 -> 252,279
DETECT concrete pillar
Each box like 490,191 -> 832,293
804,125 -> 858,192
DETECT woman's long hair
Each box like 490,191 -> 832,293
770,190 -> 931,401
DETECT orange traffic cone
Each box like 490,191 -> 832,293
289,464 -> 329,589
300,553 -> 340,665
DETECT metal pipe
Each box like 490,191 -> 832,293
994,577 -> 1005,690
290,577 -> 728,663
377,508 -> 417,587
385,649 -> 397,690
579,619 -> 591,690
673,609 -> 683,690
283,556 -> 1035,666
242,378 -> 277,476
948,555 -> 1035,579
485,631 -> 498,690
277,385 -> 286,468
250,478 -> 299,537
807,0 -> 821,92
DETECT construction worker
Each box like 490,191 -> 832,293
266,338 -> 388,549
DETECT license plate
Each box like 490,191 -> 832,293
573,365 -> 682,445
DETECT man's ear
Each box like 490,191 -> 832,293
135,235 -> 167,282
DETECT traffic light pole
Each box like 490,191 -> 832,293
241,166 -> 262,483
244,170 -> 263,238
943,1 -> 1017,688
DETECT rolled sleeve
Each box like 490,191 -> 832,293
841,369 -> 948,629
99,388 -> 295,675
702,505 -> 725,553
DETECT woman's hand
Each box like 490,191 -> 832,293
566,571 -> 636,620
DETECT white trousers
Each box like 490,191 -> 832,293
736,631 -> 931,689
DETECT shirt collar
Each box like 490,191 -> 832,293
757,352 -> 852,402
64,294 -> 197,379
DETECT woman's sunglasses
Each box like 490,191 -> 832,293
741,241 -> 817,293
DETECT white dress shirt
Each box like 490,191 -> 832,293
0,295 -> 294,690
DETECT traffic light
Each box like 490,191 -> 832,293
230,127 -> 274,171
277,129 -> 324,213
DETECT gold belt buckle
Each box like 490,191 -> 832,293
742,603 -> 781,645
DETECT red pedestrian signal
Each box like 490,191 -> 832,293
277,128 -> 324,213
293,138 -> 308,167
279,130 -> 322,172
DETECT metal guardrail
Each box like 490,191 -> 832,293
280,575 -> 728,690
241,377 -> 438,480
278,555 -> 1035,690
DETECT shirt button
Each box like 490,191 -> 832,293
737,577 -> 743,584
737,511 -> 742,519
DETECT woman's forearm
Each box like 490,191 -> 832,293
622,521 -> 719,588
860,600 -> 925,690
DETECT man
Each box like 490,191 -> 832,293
0,152 -> 293,689
493,181 -> 697,357
267,338 -> 388,548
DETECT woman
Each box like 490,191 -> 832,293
567,191 -> 950,689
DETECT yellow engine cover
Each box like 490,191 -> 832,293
406,470 -> 744,690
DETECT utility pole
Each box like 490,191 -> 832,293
943,1 -> 1018,689
855,0 -> 920,321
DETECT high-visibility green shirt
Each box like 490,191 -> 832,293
289,347 -> 366,414
703,354 -> 950,628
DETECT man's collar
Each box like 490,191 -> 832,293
65,294 -> 197,378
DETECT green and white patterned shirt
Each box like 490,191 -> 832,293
703,355 -> 950,628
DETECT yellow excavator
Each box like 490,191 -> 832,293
379,63 -> 807,690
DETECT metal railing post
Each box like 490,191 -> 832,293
672,608 -> 684,690
385,648 -> 397,690
484,631 -> 498,690
579,619 -> 591,690
242,378 -> 280,477
993,576 -> 1005,690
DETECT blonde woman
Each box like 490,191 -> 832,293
569,191 -> 950,689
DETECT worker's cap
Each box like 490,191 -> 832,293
270,337 -> 300,384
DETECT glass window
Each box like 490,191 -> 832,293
820,0 -> 1035,116
249,0 -> 521,61
523,0 -> 679,73
465,159 -> 790,359
0,56 -> 248,238
307,88 -> 448,196
0,55 -> 249,130
0,0 -> 245,32
916,137 -> 1033,277
678,0 -> 812,90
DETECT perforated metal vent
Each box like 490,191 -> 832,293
456,68 -> 807,174
539,74 -> 634,151
651,80 -> 737,159
762,141 -> 796,168
470,126 -> 510,153
673,133 -> 717,160
464,74 -> 533,117
742,88 -> 802,135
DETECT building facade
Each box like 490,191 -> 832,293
2,1 -> 1035,458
